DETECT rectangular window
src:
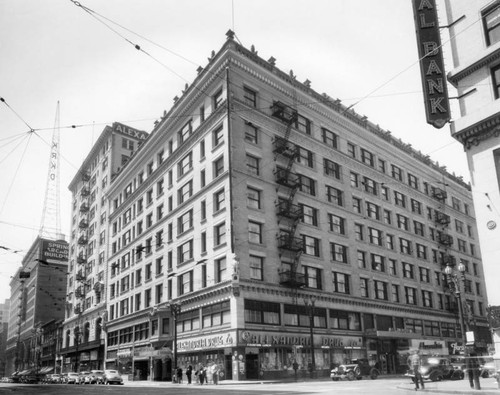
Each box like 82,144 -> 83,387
405,287 -> 417,305
249,221 -> 263,244
178,271 -> 193,295
328,214 -> 345,234
422,290 -> 433,307
332,272 -> 350,294
411,199 -> 422,214
361,148 -> 374,167
326,186 -> 343,206
249,255 -> 263,280
304,266 -> 322,289
400,238 -> 412,254
329,309 -> 360,330
295,114 -> 311,135
244,299 -> 280,325
360,278 -> 369,298
178,209 -> 193,234
408,173 -> 419,189
354,223 -> 364,241
371,254 -> 385,272
215,257 -> 227,283
324,158 -> 341,179
247,187 -> 261,209
301,204 -> 318,226
178,152 -> 193,176
331,243 -> 348,263
402,262 -> 414,279
347,142 -> 356,158
213,156 -> 224,177
484,4 -> 500,46
178,180 -> 193,204
298,174 -> 316,196
178,239 -> 193,263
243,86 -> 257,107
392,284 -> 400,302
303,235 -> 320,256
244,123 -> 258,143
350,172 -> 359,188
213,125 -> 224,147
366,202 -> 380,220
397,214 -> 409,231
322,128 -> 338,149
246,154 -> 260,175
214,188 -> 225,212
391,164 -> 402,181
178,120 -> 193,144
214,222 -> 226,246
394,191 -> 406,207
357,251 -> 366,268
374,281 -> 388,300
353,197 -> 362,214
368,227 -> 382,246
213,88 -> 223,109
419,267 -> 430,282
296,146 -> 314,167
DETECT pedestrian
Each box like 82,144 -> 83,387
176,366 -> 183,384
186,365 -> 192,384
212,364 -> 219,385
200,365 -> 206,385
466,352 -> 481,390
408,349 -> 424,391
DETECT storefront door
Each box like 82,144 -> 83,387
246,354 -> 259,379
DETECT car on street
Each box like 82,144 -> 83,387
480,360 -> 496,378
331,359 -> 380,380
50,373 -> 62,384
406,357 -> 455,382
91,370 -> 105,384
103,369 -> 123,385
66,372 -> 80,384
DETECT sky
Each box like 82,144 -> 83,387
0,0 -> 468,303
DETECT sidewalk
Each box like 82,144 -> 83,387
396,378 -> 500,394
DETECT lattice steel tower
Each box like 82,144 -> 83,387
39,101 -> 63,240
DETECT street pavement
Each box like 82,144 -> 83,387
1,376 -> 498,394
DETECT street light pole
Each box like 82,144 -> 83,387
303,297 -> 316,379
168,301 -> 181,382
444,263 -> 469,353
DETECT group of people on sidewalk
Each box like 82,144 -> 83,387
174,364 -> 220,385
408,349 -> 482,391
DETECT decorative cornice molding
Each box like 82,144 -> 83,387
448,48 -> 500,86
454,113 -> 500,150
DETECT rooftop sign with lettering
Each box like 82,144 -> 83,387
412,0 -> 450,129
112,122 -> 148,140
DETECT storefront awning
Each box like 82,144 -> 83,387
18,369 -> 34,376
39,366 -> 54,374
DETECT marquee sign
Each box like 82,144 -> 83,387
412,0 -> 450,129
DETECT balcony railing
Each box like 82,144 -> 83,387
79,203 -> 89,213
273,137 -> 298,159
77,254 -> 87,264
279,269 -> 306,288
438,233 -> 453,246
275,168 -> 300,189
78,235 -> 88,245
432,187 -> 447,201
434,211 -> 450,225
271,101 -> 298,124
276,200 -> 303,220
78,219 -> 89,229
80,187 -> 90,197
277,233 -> 303,252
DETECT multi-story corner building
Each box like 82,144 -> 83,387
0,299 -> 10,377
104,32 -> 489,381
443,0 -> 500,363
4,237 -> 68,376
61,122 -> 148,373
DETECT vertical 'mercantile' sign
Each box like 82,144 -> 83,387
412,0 -> 450,129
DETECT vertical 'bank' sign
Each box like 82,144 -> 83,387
412,0 -> 450,129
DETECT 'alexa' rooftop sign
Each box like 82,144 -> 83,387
412,0 -> 450,129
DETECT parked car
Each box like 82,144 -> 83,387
331,359 -> 380,381
50,373 -> 62,384
480,360 -> 496,378
103,369 -> 123,385
90,370 -> 105,384
66,372 -> 80,384
79,371 -> 92,384
406,357 -> 455,382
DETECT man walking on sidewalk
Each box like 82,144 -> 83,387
408,349 -> 424,391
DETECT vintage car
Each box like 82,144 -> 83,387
406,357 -> 455,382
331,359 -> 380,380
103,369 -> 123,385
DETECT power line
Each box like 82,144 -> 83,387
0,97 -> 35,131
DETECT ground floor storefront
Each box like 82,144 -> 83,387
60,344 -> 104,372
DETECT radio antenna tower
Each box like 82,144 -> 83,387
39,101 -> 63,240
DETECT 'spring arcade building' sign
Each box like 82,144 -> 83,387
412,0 -> 450,129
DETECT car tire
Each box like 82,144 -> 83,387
346,371 -> 355,381
370,371 -> 379,380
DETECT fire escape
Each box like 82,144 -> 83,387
271,101 -> 306,291
432,184 -> 457,315
73,171 -> 91,317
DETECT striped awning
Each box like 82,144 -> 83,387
39,366 -> 54,374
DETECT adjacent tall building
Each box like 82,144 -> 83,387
0,299 -> 11,377
61,122 -> 148,373
4,237 -> 68,376
443,0 -> 500,367
102,32 -> 490,381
